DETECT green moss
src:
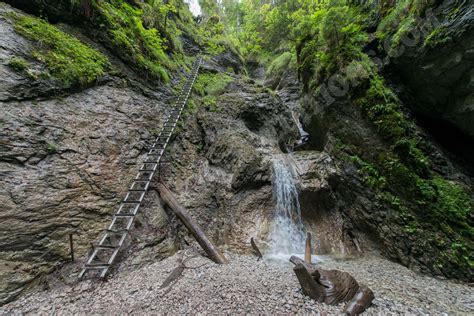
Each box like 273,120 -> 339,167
429,177 -> 472,231
193,72 -> 233,111
351,156 -> 386,190
11,14 -> 109,86
46,142 -> 58,154
423,27 -> 452,48
266,51 -> 294,77
95,1 -> 172,81
7,56 -> 28,72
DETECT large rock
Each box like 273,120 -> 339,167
0,2 -> 302,304
388,1 -> 474,139
0,3 -> 176,304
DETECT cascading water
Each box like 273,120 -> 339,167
267,157 -> 306,260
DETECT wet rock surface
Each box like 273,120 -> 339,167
162,76 -> 300,251
389,0 -> 474,139
0,3 -> 175,304
0,3 -> 300,304
1,251 -> 472,315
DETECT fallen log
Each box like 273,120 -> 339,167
290,255 -> 317,275
157,183 -> 228,264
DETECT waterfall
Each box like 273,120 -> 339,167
291,111 -> 309,147
267,157 -> 306,260
183,0 -> 202,16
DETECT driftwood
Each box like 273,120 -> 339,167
160,255 -> 208,290
157,183 -> 228,264
290,255 -> 317,275
160,265 -> 185,289
343,285 -> 375,316
290,256 -> 374,315
305,232 -> 312,264
293,263 -> 323,301
250,237 -> 263,261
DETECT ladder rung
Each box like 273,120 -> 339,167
79,57 -> 201,280
148,149 -> 164,156
106,229 -> 128,234
130,181 -> 149,191
115,213 -> 135,218
95,244 -> 119,250
140,163 -> 158,171
135,171 -> 154,180
124,191 -> 145,203
85,263 -> 109,269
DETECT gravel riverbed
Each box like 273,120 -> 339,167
1,251 -> 473,315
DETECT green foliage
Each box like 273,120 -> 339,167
46,142 -> 58,154
11,14 -> 109,86
429,177 -> 472,231
297,1 -> 369,83
351,156 -> 386,189
95,0 -> 172,81
8,56 -> 28,72
376,0 -> 436,49
423,27 -> 452,48
266,51 -> 294,77
193,72 -> 233,110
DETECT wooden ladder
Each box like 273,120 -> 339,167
79,57 -> 202,279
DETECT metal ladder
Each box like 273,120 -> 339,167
79,57 -> 202,279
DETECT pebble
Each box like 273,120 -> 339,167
1,252 -> 473,314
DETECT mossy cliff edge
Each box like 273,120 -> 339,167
295,1 -> 473,280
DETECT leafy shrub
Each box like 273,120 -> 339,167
11,14 -> 109,86
266,51 -> 294,77
95,0 -> 172,81
193,72 -> 233,110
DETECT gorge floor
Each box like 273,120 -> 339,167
1,251 -> 472,315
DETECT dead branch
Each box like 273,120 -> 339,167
250,237 -> 263,261
305,232 -> 312,264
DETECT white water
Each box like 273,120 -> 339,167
183,0 -> 202,16
267,157 -> 306,261
291,111 -> 309,146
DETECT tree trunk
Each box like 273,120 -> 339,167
157,183 -> 228,264
80,0 -> 92,19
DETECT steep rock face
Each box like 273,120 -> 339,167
388,1 -> 474,139
0,3 -> 176,304
296,0 -> 474,281
163,77 -> 299,251
300,86 -> 473,280
0,3 -> 301,304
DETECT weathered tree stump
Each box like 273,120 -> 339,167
290,256 -> 374,315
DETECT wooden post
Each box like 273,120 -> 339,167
69,233 -> 74,262
250,237 -> 263,261
305,232 -> 312,264
157,183 -> 228,264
